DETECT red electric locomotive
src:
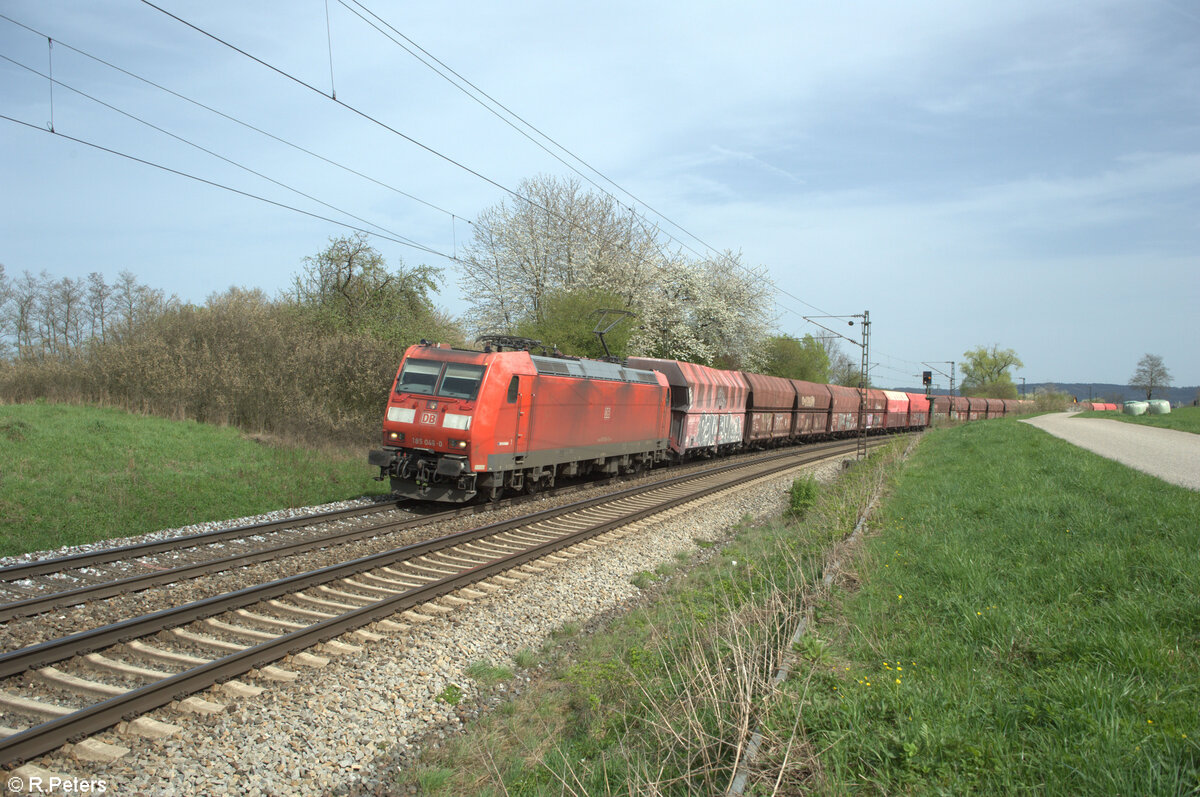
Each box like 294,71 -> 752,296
369,342 -> 671,501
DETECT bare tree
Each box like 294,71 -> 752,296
86,272 -> 114,344
289,233 -> 450,343
1129,353 -> 1171,400
112,270 -> 174,337
0,263 -> 11,358
112,270 -> 141,336
10,271 -> 41,358
56,277 -> 86,354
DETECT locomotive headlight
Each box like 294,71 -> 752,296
387,406 -> 416,423
443,413 -> 472,430
448,438 -> 468,449
387,431 -> 404,442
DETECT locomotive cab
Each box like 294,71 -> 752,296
370,345 -> 492,501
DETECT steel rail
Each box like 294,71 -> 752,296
0,465 -> 686,621
0,439 -> 869,767
0,499 -> 404,581
0,503 -> 456,622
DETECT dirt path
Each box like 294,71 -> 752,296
1021,412 -> 1200,491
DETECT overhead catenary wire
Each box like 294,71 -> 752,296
0,52 -> 430,250
340,0 -> 713,258
10,4 -> 836,327
0,12 -> 473,223
0,113 -> 453,261
339,0 -> 839,321
14,6 -> 883,358
136,0 -> 571,229
133,1 -> 698,279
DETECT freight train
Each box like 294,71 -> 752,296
368,340 -> 1031,502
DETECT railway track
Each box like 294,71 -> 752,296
0,463 -> 707,623
0,500 -> 410,623
1,439 -> 874,770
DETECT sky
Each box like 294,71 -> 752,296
1,1 -> 1197,389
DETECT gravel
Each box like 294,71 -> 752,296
8,456 -> 846,795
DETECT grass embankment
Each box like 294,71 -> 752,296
1078,405 -> 1200,434
0,403 -> 387,557
399,420 -> 1199,795
768,419 -> 1200,794
394,439 -> 912,795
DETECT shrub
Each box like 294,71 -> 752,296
788,475 -> 820,518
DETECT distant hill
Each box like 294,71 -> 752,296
1031,383 -> 1199,406
887,383 -> 1199,406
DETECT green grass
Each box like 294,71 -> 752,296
1078,404 -> 1200,434
466,660 -> 515,685
780,419 -> 1200,794
437,684 -> 464,705
0,402 -> 388,557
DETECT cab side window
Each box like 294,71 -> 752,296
507,376 -> 519,403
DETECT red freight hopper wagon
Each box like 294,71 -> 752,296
905,393 -> 930,428
371,344 -> 670,502
966,397 -> 988,421
985,398 -> 1006,419
626,357 -> 748,456
826,384 -> 862,433
882,390 -> 910,429
791,380 -> 833,437
864,389 -> 889,430
950,396 -> 970,421
929,395 -> 950,424
740,371 -> 796,445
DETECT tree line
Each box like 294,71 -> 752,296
0,266 -> 173,361
0,240 -> 459,445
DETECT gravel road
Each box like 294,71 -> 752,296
1021,412 -> 1200,490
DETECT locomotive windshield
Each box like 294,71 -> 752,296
438,363 -> 485,399
397,359 -> 441,395
396,358 -> 485,400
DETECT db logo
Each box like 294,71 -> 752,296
420,412 -> 438,425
